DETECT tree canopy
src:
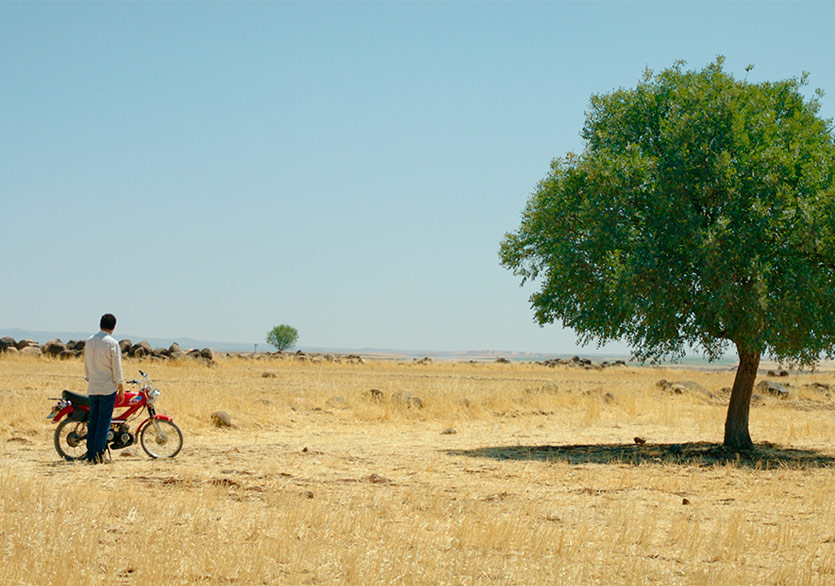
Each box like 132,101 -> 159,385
500,57 -> 835,449
266,324 -> 299,352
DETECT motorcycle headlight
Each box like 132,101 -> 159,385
148,389 -> 160,404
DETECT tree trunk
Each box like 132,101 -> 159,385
723,346 -> 761,451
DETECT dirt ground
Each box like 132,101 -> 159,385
2,355 -> 834,585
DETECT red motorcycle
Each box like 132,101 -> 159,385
47,370 -> 183,460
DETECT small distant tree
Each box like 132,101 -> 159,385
266,324 -> 299,352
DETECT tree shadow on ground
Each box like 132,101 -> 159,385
445,442 -> 835,469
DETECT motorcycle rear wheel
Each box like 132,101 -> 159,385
54,420 -> 88,461
140,419 -> 183,459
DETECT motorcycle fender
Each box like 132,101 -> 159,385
51,406 -> 75,423
137,414 -> 174,433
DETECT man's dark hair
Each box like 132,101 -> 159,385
100,313 -> 117,331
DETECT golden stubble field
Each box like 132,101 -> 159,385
1,353 -> 834,585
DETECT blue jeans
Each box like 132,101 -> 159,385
86,392 -> 116,463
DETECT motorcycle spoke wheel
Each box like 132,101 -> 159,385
140,419 -> 183,459
54,420 -> 88,461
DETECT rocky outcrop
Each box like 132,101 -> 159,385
538,356 -> 627,369
0,336 -> 214,364
42,339 -> 67,357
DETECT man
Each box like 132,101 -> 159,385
83,313 -> 125,463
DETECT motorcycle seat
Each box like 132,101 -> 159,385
61,390 -> 90,407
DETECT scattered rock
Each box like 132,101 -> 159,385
303,490 -> 314,499
133,340 -> 153,356
211,411 -> 233,428
767,369 -> 789,377
200,348 -> 214,361
441,428 -> 457,435
261,372 -> 277,378
539,358 -> 568,367
495,357 -> 510,364
756,380 -> 791,398
67,339 -> 85,351
326,396 -> 348,409
19,346 -> 42,357
682,498 -> 690,505
391,391 -> 425,409
537,356 -> 625,369
804,382 -> 830,392
413,357 -> 432,365
119,339 -> 132,354
42,339 -> 67,357
15,339 -> 38,350
368,389 -> 384,402
392,390 -> 413,406
366,473 -> 391,484
656,379 -> 714,399
634,437 -> 646,445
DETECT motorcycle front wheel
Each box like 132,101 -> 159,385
140,419 -> 183,459
54,420 -> 88,461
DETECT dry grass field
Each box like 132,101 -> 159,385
2,353 -> 834,585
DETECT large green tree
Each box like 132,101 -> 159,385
500,58 -> 835,450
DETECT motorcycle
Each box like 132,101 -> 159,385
47,370 -> 183,460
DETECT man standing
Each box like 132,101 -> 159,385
84,313 -> 125,463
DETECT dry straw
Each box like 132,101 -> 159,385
1,353 -> 834,584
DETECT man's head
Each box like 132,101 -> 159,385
100,313 -> 117,332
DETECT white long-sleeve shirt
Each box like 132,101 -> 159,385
84,330 -> 124,395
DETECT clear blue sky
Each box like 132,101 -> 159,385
2,1 -> 833,354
